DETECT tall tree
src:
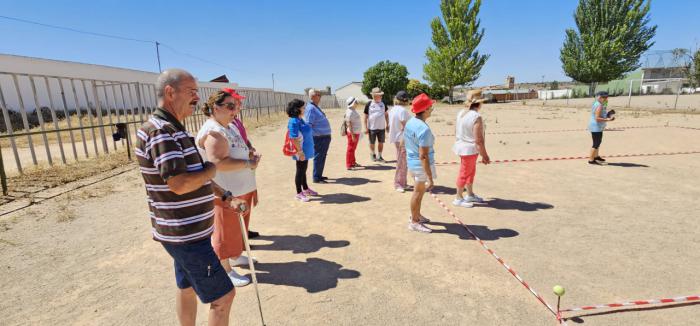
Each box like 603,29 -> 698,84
424,0 -> 489,103
362,61 -> 409,105
561,0 -> 657,96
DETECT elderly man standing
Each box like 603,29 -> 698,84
136,69 -> 236,326
304,88 -> 332,183
364,87 -> 390,162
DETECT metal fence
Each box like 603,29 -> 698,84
0,71 -> 339,194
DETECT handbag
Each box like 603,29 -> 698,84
282,131 -> 298,156
340,120 -> 348,136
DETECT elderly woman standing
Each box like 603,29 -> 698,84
588,91 -> 614,165
404,93 -> 437,233
388,91 -> 411,192
452,90 -> 490,208
344,97 -> 362,170
196,89 -> 261,287
287,99 -> 317,202
224,88 -> 261,239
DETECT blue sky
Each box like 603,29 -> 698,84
1,0 -> 698,93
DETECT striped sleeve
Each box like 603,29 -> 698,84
148,129 -> 188,181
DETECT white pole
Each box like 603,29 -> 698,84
627,79 -> 633,107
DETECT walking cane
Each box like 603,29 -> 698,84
236,202 -> 267,326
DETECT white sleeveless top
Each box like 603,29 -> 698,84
452,109 -> 481,156
195,119 -> 256,196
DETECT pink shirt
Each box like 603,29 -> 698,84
230,118 -> 250,146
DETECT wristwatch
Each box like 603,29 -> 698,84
221,190 -> 233,202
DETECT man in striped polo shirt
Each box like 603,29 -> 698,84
136,69 -> 235,326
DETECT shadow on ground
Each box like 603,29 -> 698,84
252,234 -> 350,254
566,301 -> 700,324
360,165 -> 395,171
331,177 -> 380,186
309,193 -> 371,204
605,162 -> 649,168
427,221 -> 519,241
243,258 -> 361,293
484,198 -> 554,211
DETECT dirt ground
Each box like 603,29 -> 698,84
1,102 -> 699,325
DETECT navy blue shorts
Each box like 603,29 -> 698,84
161,238 -> 234,304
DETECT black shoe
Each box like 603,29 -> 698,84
313,179 -> 329,184
321,176 -> 329,180
247,230 -> 260,239
594,156 -> 606,162
588,160 -> 602,165
377,156 -> 386,163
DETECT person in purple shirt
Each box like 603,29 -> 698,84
304,88 -> 332,183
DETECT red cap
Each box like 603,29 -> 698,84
411,93 -> 435,113
222,88 -> 246,100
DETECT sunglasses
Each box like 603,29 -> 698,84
217,102 -> 237,111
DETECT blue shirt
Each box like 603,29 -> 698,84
588,101 -> 607,132
304,103 -> 332,136
404,117 -> 435,170
288,117 -> 315,160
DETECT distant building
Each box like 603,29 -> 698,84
335,82 -> 370,104
483,89 -> 537,102
304,86 -> 332,96
505,76 -> 515,89
640,50 -> 690,93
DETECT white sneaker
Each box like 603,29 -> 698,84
452,198 -> 474,208
408,222 -> 432,233
465,194 -> 484,203
395,187 -> 405,193
409,215 -> 431,223
231,255 -> 258,267
227,269 -> 250,287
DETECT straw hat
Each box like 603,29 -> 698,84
466,89 -> 486,104
370,87 -> 384,96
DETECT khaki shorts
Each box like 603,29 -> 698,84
409,165 -> 437,183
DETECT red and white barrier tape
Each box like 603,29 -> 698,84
435,125 -> 667,137
429,193 -> 565,324
561,294 -> 700,313
433,150 -> 700,166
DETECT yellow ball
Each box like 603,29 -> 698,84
553,285 -> 565,297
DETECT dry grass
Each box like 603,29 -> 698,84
6,149 -> 131,193
2,111 -> 287,195
1,113 -> 138,148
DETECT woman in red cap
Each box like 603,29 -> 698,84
195,89 -> 261,287
403,93 -> 437,233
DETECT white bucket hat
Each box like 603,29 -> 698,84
346,96 -> 357,107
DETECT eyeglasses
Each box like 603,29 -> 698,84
217,102 -> 237,110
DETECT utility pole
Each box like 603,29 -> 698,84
155,41 -> 162,73
271,73 -> 275,92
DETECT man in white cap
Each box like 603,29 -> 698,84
364,87 -> 389,162
344,97 -> 362,169
304,88 -> 332,183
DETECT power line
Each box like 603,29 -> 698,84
0,14 -> 266,78
0,14 -> 154,44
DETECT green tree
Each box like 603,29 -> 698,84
362,61 -> 409,105
694,50 -> 700,87
550,80 -> 560,90
423,0 -> 489,103
560,0 -> 657,96
674,48 -> 700,87
428,84 -> 449,100
406,79 -> 431,98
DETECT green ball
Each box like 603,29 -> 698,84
553,285 -> 565,297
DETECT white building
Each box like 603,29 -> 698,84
335,82 -> 369,105
0,53 -> 238,112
